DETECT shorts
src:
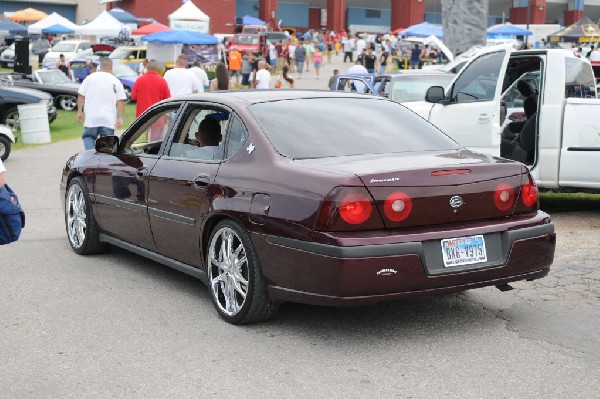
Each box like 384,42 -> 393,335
229,69 -> 240,77
409,60 -> 419,67
270,59 -> 277,67
314,62 -> 322,69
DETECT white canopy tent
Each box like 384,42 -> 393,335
168,1 -> 210,33
27,12 -> 81,35
78,11 -> 130,37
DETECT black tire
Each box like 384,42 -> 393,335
0,136 -> 11,161
65,177 -> 107,255
207,219 -> 279,324
1,106 -> 19,132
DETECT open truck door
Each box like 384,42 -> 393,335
423,44 -> 513,156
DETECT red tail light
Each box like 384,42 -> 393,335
316,187 -> 384,231
339,193 -> 372,224
494,183 -> 515,211
521,176 -> 538,207
383,192 -> 413,222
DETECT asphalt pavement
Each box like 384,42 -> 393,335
1,53 -> 599,398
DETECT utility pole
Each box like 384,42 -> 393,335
525,0 -> 531,48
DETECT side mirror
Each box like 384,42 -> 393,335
425,86 -> 446,103
95,135 -> 119,154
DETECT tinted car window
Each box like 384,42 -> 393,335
565,58 -> 597,98
225,114 -> 248,158
251,98 -> 459,159
451,51 -> 505,102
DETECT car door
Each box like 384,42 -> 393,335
426,45 -> 512,156
147,102 -> 244,267
92,103 -> 183,250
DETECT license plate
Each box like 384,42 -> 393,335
441,235 -> 487,267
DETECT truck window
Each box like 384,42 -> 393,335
450,51 -> 506,103
565,58 -> 597,98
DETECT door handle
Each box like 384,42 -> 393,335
136,167 -> 149,180
478,113 -> 491,124
192,173 -> 211,188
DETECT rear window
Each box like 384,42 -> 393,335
565,58 -> 597,98
250,98 -> 459,159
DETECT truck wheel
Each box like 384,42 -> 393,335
59,95 -> 77,111
1,107 -> 19,132
0,136 -> 11,161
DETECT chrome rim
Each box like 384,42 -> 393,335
66,184 -> 86,248
60,96 -> 77,111
0,141 -> 5,159
208,227 -> 249,316
5,110 -> 19,132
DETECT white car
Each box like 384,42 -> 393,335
42,40 -> 93,69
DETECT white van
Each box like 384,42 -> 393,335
42,40 -> 93,69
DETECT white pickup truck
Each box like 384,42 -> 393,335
404,46 -> 600,193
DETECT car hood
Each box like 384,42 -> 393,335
0,86 -> 51,100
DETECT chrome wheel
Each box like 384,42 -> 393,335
60,96 -> 77,111
66,183 -> 87,249
4,109 -> 19,132
208,226 -> 249,316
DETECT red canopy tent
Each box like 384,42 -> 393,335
132,23 -> 170,35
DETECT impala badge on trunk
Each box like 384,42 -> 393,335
376,268 -> 398,276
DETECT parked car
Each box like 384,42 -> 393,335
60,91 -> 555,324
0,124 -> 15,161
387,72 -> 455,103
0,84 -> 58,132
109,45 -> 147,70
0,69 -> 81,110
69,58 -> 138,101
42,40 -> 93,69
0,38 -> 52,67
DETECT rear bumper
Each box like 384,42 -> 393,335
254,214 -> 555,307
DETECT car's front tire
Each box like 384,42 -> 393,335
1,106 -> 19,132
207,219 -> 279,324
0,136 -> 11,161
59,95 -> 77,111
65,177 -> 107,255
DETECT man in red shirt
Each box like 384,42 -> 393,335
130,59 -> 171,118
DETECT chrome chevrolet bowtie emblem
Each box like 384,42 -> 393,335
449,196 -> 464,209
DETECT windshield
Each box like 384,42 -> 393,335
37,69 -> 71,84
251,98 -> 458,159
111,61 -> 136,77
110,49 -> 135,59
234,35 -> 259,45
52,43 -> 76,52
390,74 -> 455,102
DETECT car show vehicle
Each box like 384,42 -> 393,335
60,91 -> 555,324
0,38 -> 52,67
231,33 -> 265,55
0,84 -> 57,132
109,45 -> 147,69
42,40 -> 93,68
405,46 -> 600,193
0,69 -> 81,110
0,123 -> 15,161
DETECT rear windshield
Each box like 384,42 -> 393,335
250,98 -> 459,159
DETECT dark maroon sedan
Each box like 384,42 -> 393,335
60,91 -> 555,324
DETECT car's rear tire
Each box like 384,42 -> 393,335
65,177 -> 107,255
0,136 -> 11,161
1,106 -> 19,132
59,95 -> 77,111
207,219 -> 279,324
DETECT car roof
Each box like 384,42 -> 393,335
113,46 -> 147,50
174,89 -> 383,105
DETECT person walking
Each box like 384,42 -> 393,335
342,36 -> 354,63
294,43 -> 306,79
163,54 -> 201,97
77,58 -> 126,150
227,46 -> 242,86
363,47 -> 377,73
241,52 -> 253,87
130,59 -> 170,118
409,44 -> 421,69
210,62 -> 231,91
313,47 -> 323,79
379,46 -> 389,75
189,62 -> 210,91
253,61 -> 271,89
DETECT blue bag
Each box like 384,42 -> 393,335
0,184 -> 25,245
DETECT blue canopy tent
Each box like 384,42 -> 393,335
242,15 -> 266,26
109,8 -> 140,24
401,22 -> 443,38
142,30 -> 218,45
0,19 -> 27,34
41,23 -> 75,35
487,24 -> 532,38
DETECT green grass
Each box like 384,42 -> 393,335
12,103 -> 137,151
540,191 -> 600,213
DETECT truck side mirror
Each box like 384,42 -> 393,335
425,86 -> 446,103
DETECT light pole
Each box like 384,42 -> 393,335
525,0 -> 531,48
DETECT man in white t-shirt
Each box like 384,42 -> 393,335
254,61 -> 271,89
190,61 -> 210,91
0,158 -> 6,188
163,54 -> 201,97
77,58 -> 127,150
347,61 -> 369,93
355,35 -> 366,58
